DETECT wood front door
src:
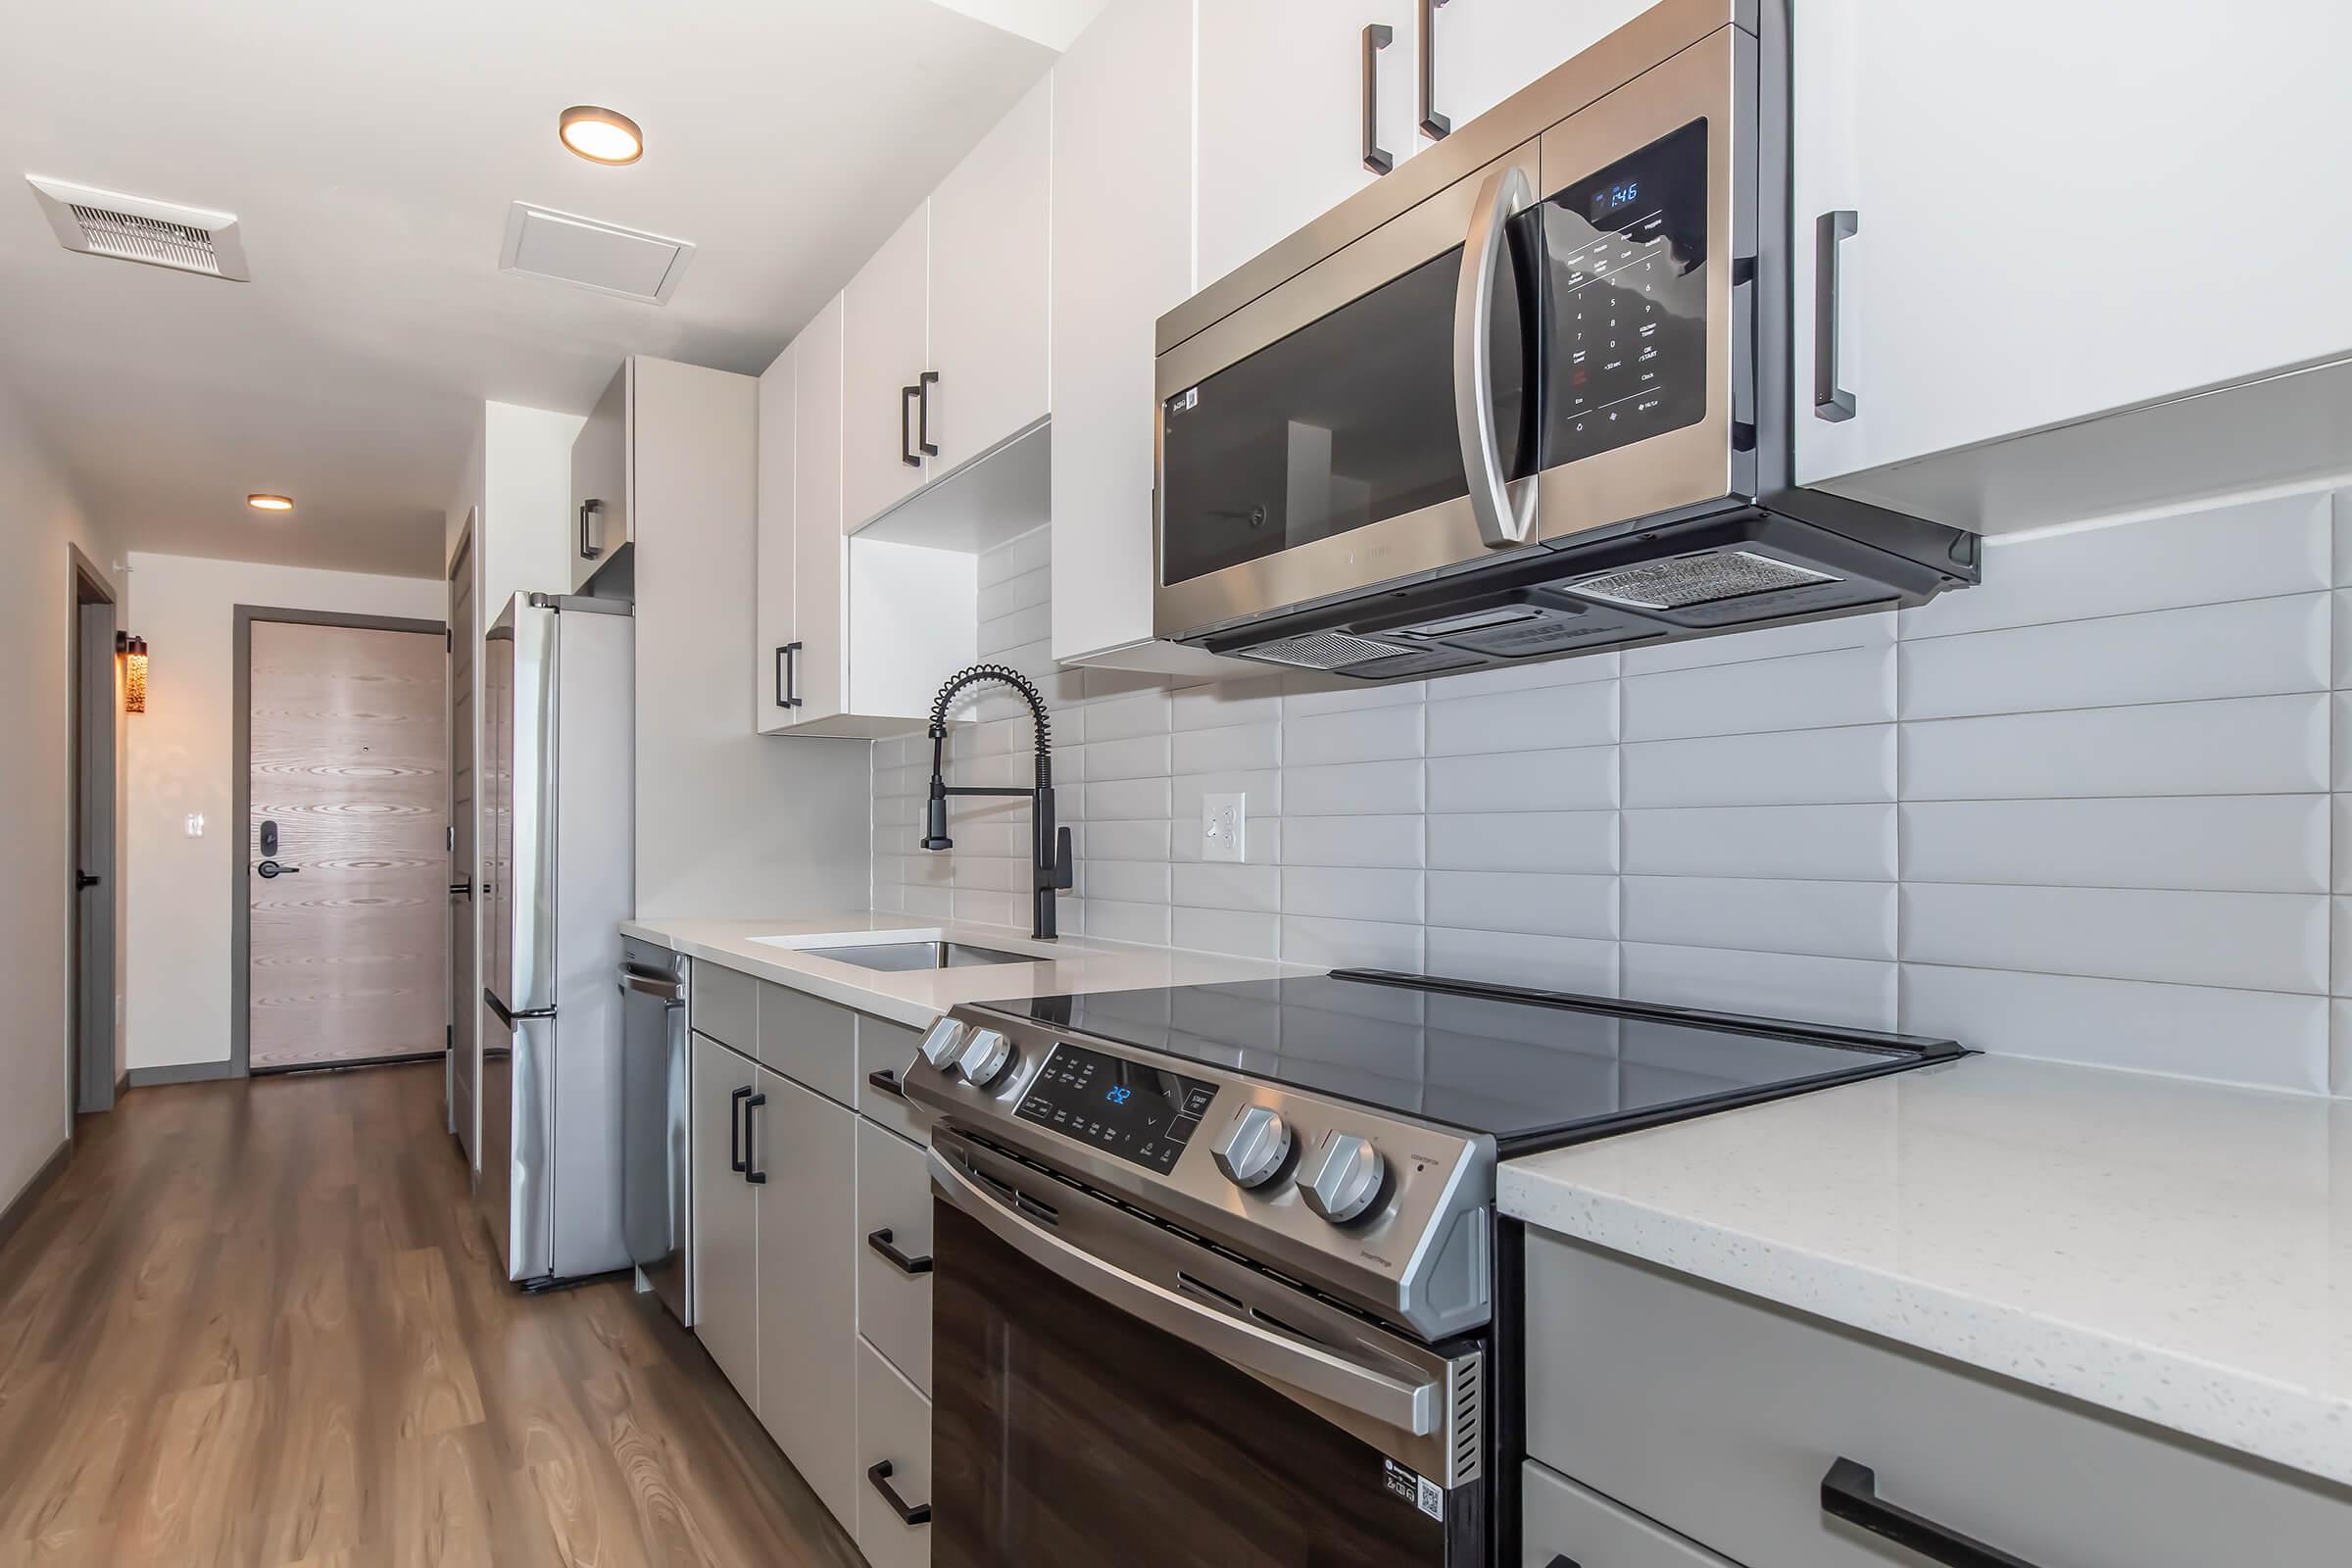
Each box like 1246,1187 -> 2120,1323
247,619 -> 448,1071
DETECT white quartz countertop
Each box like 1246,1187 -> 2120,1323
1500,1054 -> 2352,1488
620,911 -> 1310,1030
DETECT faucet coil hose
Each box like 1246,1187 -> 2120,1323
926,662 -> 1052,757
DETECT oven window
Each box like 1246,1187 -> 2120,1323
930,1200 -> 1460,1567
1160,231 -> 1536,589
1541,117 -> 1710,466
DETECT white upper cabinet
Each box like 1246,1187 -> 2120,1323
793,294 -> 855,730
928,78 -> 1052,475
1793,0 -> 2352,526
843,206 -> 932,533
1197,0 -> 1418,288
1419,0 -> 1658,138
567,364 -> 629,592
755,341 -> 797,734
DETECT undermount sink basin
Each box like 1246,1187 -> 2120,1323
792,940 -> 1038,973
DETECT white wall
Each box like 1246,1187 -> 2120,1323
122,553 -> 442,1071
0,380 -> 123,1217
879,484 -> 2352,1100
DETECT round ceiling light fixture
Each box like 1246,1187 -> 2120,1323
560,105 -> 644,166
247,493 -> 294,512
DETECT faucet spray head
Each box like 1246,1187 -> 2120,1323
920,726 -> 954,851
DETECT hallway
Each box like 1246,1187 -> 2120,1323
0,1063 -> 863,1567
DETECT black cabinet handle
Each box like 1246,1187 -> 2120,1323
729,1084 -> 751,1173
1813,210 -> 1859,422
1361,24 -> 1396,173
1543,1558 -> 1580,1568
866,1066 -> 906,1100
866,1227 -> 933,1276
1822,1458 -> 2038,1568
865,1460 -> 931,1527
743,1093 -> 768,1184
1417,0 -> 1450,139
914,369 -> 940,459
775,642 -> 803,709
579,498 -> 606,560
900,384 -> 922,467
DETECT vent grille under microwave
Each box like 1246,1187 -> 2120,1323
1565,550 -> 1840,611
1239,629 -> 1404,670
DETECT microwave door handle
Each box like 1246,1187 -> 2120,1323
1454,162 -> 1539,549
929,1148 -> 1439,1436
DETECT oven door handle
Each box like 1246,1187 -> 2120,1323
1454,161 -> 1538,550
930,1149 -> 1439,1436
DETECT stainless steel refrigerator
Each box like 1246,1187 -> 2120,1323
475,591 -> 634,1285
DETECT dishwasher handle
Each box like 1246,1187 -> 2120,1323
621,971 -> 685,1004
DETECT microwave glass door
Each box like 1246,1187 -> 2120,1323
1540,117 -> 1710,466
930,1198 -> 1470,1568
1159,234 -> 1538,591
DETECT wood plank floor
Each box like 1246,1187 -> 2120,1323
0,1061 -> 865,1568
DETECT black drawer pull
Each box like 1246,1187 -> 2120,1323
866,1228 -> 933,1276
1543,1558 -> 1580,1568
743,1093 -> 768,1185
729,1084 -> 751,1173
866,1066 -> 906,1100
1361,24 -> 1396,173
1822,1457 -> 2038,1568
865,1460 -> 930,1527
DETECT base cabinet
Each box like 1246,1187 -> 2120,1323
1521,1460 -> 1736,1568
755,1070 -> 859,1529
690,1033 -> 760,1403
856,1336 -> 934,1568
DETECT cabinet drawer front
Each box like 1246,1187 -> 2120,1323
757,981 -> 856,1103
857,1335 -> 933,1568
691,962 -> 757,1054
1526,1233 -> 2352,1568
1522,1459 -> 1739,1568
856,1119 -> 932,1395
856,1015 -> 929,1143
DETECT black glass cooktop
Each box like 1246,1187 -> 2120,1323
987,970 -> 1963,1157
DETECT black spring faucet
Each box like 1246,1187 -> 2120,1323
919,663 -> 1073,940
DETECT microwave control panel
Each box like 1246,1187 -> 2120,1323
1543,116 -> 1711,466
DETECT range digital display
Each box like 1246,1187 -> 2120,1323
1014,1043 -> 1217,1172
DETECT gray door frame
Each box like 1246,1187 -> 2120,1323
68,546 -> 118,1119
230,605 -> 449,1077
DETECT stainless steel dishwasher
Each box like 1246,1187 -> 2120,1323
619,937 -> 691,1323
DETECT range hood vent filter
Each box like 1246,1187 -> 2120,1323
1565,550 -> 1838,611
25,175 -> 248,280
1242,629 -> 1404,670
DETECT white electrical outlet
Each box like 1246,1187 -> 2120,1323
184,813 -> 205,838
1201,792 -> 1246,862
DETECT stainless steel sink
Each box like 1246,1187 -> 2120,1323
794,941 -> 1038,973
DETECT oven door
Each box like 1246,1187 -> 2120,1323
1154,142 -> 1544,647
927,1132 -> 1487,1568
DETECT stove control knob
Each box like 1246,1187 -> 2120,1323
1212,1104 -> 1292,1189
1298,1134 -> 1387,1225
956,1027 -> 1013,1089
918,1017 -> 967,1068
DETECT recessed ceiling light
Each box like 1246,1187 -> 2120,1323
560,106 -> 644,166
247,493 -> 294,512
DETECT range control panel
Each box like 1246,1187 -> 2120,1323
1013,1043 -> 1217,1172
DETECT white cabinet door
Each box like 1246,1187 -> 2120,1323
1793,0 -> 2352,488
754,341 -> 796,734
855,1120 -> 932,1395
568,363 -> 628,592
855,1336 -> 933,1568
755,1069 -> 858,1531
1050,0 -> 1195,665
842,205 -> 931,532
1197,0 -> 1418,288
793,293 -> 849,727
1422,0 -> 1655,139
927,78 -> 1051,475
691,1034 -> 759,1405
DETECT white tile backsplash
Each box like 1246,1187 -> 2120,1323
871,487 -> 2352,1097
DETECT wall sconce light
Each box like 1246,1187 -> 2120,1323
118,631 -> 147,713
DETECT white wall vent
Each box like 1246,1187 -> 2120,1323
25,175 -> 249,281
499,202 -> 695,305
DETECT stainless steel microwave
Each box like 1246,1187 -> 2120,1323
1152,0 -> 1978,681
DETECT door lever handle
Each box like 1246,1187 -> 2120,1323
257,860 -> 301,879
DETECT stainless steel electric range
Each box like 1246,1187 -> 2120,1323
903,970 -> 1963,1568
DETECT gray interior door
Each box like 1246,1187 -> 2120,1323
74,598 -> 117,1112
449,526 -> 476,1152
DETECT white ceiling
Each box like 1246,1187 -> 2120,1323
0,0 -> 1072,578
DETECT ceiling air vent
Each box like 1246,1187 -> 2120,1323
26,175 -> 249,281
499,202 -> 695,305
